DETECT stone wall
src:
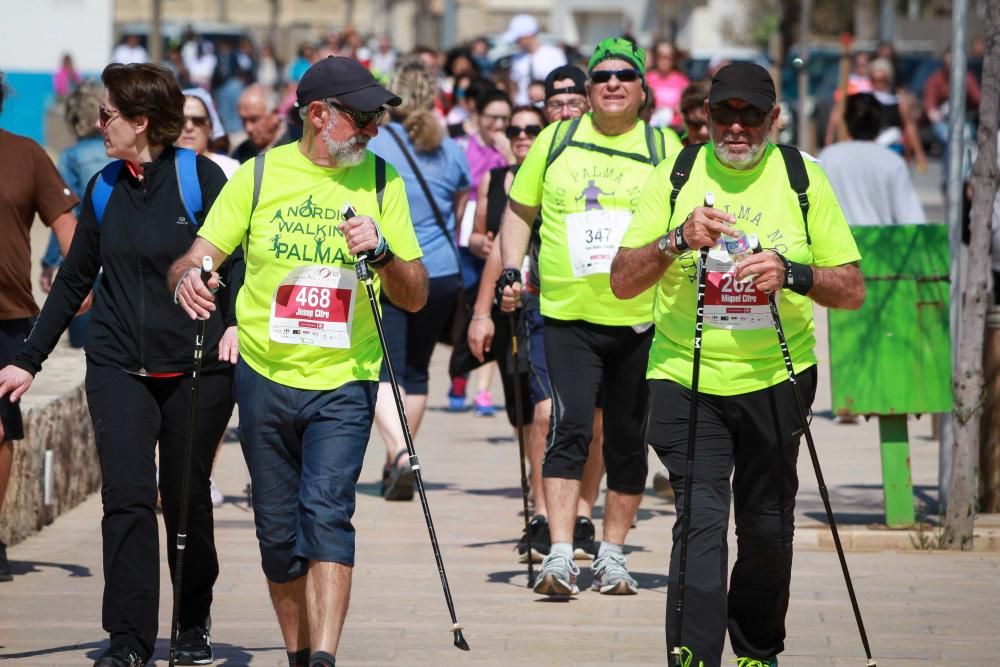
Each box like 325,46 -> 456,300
1,384 -> 99,545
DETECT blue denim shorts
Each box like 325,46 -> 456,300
522,293 -> 551,405
235,359 -> 376,582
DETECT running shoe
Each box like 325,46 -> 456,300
383,451 -> 415,501
0,541 -> 12,582
591,550 -> 638,595
93,643 -> 144,667
572,516 -> 597,560
175,622 -> 213,665
209,477 -> 224,508
653,467 -> 675,500
516,515 -> 551,563
735,659 -> 777,667
473,390 -> 495,417
532,551 -> 580,596
446,377 -> 467,412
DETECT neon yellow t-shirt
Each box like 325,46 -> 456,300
199,143 -> 422,391
621,143 -> 861,395
508,113 -> 682,326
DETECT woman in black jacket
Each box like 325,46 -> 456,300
0,64 -> 235,667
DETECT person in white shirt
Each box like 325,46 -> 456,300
504,14 -> 566,106
819,93 -> 925,226
111,35 -> 149,65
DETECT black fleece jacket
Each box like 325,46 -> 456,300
15,146 -> 240,376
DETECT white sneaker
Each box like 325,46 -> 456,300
209,477 -> 223,508
591,550 -> 638,595
532,552 -> 580,596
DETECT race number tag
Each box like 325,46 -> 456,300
270,266 -> 358,348
701,240 -> 775,330
566,209 -> 632,277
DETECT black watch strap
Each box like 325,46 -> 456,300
673,223 -> 690,252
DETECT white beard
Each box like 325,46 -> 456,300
321,119 -> 367,166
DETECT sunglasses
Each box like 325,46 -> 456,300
184,115 -> 211,128
590,69 -> 641,84
505,124 -> 542,139
709,103 -> 770,128
98,105 -> 121,128
325,99 -> 387,128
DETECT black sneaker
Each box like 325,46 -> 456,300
93,643 -> 144,667
573,516 -> 597,560
175,622 -> 213,665
0,541 -> 12,582
516,515 -> 551,563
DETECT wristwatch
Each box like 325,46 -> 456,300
657,233 -> 681,258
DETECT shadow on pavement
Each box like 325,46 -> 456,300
486,567 -> 668,592
9,560 -> 92,577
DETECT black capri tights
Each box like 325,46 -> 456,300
541,318 -> 652,495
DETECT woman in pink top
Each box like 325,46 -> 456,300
53,53 -> 81,99
646,41 -> 689,130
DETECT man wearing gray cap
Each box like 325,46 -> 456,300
170,56 -> 428,667
612,63 -> 864,666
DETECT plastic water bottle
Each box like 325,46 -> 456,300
723,232 -> 759,282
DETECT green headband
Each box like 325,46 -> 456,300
588,37 -> 647,77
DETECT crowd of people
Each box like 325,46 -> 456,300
0,13 -> 964,667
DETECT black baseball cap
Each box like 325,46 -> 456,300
708,63 -> 776,110
296,56 -> 402,111
544,65 -> 587,99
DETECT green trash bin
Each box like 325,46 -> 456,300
828,223 -> 952,527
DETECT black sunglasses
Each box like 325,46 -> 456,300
709,103 -> 770,128
184,115 -> 211,128
505,124 -> 542,139
325,99 -> 387,128
590,69 -> 641,84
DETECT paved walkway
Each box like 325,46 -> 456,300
6,184 -> 1000,665
3,330 -> 1000,666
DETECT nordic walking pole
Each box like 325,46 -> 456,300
506,306 -> 534,586
759,266 -> 876,666
671,193 -> 713,667
343,203 -> 470,651
169,256 -> 213,667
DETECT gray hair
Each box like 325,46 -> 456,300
64,80 -> 104,139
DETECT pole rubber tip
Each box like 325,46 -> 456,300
452,626 -> 470,651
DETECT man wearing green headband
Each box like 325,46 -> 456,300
498,36 -> 682,598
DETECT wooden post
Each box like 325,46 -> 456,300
981,306 -> 1000,512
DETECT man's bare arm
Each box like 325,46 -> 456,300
808,262 -> 865,310
610,243 -> 672,300
377,258 -> 429,313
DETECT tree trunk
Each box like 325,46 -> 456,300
944,0 -> 1000,549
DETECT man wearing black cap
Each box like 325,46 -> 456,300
498,37 -> 681,598
612,63 -> 864,666
170,56 -> 428,667
543,65 -> 589,122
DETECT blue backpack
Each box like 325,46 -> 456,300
90,147 -> 202,225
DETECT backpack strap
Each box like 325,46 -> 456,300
251,152 -> 266,220
644,124 -> 661,167
375,154 -> 386,215
668,143 -> 703,220
91,160 -> 125,224
174,147 -> 203,225
543,117 -> 581,178
776,144 -> 811,244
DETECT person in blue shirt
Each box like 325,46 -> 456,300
367,61 -> 471,500
40,81 -> 111,348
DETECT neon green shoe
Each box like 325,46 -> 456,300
735,658 -> 777,667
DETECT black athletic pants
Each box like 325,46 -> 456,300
85,362 -> 234,660
645,366 -> 817,666
542,318 -> 651,494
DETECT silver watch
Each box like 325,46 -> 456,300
657,234 -> 680,257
